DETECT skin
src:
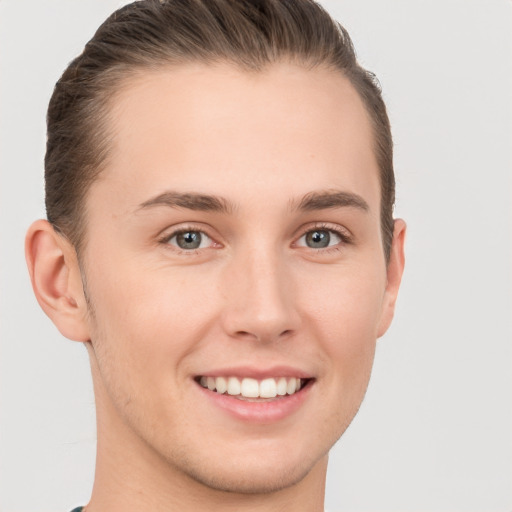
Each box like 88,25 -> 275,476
26,62 -> 405,512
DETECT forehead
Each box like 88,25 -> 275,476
94,62 -> 379,213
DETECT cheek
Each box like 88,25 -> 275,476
84,260 -> 216,397
84,267 -> 218,442
304,263 -> 385,340
301,264 -> 385,384
289,267 -> 384,442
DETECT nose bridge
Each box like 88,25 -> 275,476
221,241 -> 299,342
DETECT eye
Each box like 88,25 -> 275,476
296,228 -> 345,249
166,230 -> 213,250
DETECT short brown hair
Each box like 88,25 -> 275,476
45,0 -> 395,259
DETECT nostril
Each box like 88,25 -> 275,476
234,330 -> 257,340
233,328 -> 294,343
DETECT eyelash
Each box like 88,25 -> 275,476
294,223 -> 352,253
158,223 -> 352,255
158,224 -> 217,255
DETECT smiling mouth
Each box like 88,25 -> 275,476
195,376 -> 312,401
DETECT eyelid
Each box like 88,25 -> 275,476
158,223 -> 221,250
293,222 -> 353,248
157,221 -> 352,253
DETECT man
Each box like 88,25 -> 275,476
25,1 -> 405,510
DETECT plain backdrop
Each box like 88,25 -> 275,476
0,1 -> 510,511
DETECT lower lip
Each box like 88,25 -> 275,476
195,380 -> 313,423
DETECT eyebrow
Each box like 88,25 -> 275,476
137,191 -> 235,214
292,189 -> 370,212
137,189 -> 369,215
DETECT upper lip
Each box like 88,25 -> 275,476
195,365 -> 314,380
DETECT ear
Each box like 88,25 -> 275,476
25,219 -> 90,342
377,219 -> 406,338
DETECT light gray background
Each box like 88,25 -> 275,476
1,1 -> 510,511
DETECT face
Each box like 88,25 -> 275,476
79,62 -> 400,494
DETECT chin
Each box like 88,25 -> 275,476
179,454 -> 325,495
155,426 -> 334,496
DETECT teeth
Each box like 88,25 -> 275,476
259,378 -> 277,398
276,377 -> 287,396
286,378 -> 297,395
227,376 -> 241,395
216,376 -> 227,394
199,376 -> 305,398
241,378 -> 259,398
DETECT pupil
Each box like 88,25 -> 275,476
306,230 -> 330,248
177,231 -> 201,249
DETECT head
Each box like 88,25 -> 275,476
26,0 -> 405,503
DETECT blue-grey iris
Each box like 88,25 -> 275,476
176,231 -> 202,249
306,230 -> 330,248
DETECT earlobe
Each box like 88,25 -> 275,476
377,219 -> 406,338
25,219 -> 90,342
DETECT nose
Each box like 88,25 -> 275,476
220,246 -> 300,343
